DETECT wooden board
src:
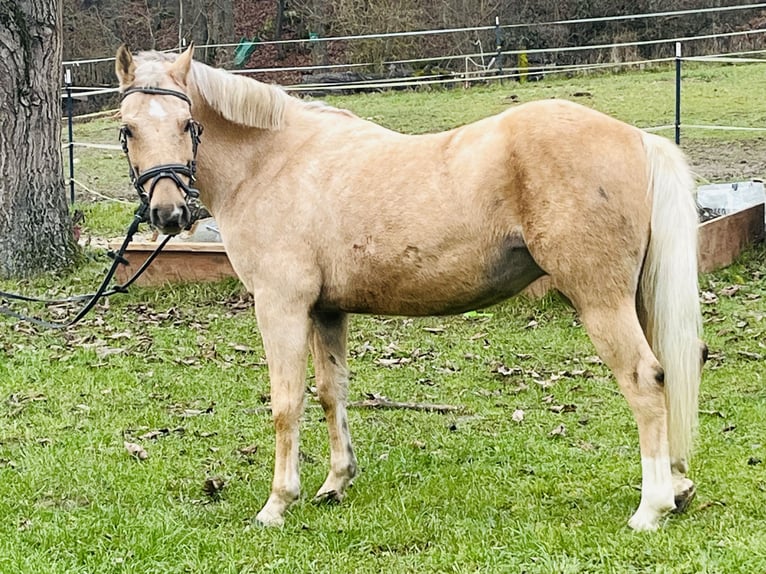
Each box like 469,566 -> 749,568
113,204 -> 765,289
698,202 -> 764,273
112,241 -> 236,286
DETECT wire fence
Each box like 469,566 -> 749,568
62,2 -> 766,65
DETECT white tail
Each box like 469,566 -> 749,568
639,132 -> 702,467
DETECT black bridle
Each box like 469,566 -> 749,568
119,87 -> 204,216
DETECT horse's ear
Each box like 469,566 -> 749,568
171,43 -> 195,87
115,44 -> 135,87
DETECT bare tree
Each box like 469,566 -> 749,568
0,0 -> 76,278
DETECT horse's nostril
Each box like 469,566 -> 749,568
150,204 -> 189,232
181,204 -> 192,229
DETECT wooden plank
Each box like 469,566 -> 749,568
113,204 -> 764,288
698,202 -> 764,273
112,242 -> 237,286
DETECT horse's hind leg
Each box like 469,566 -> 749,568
577,301 -> 675,531
309,311 -> 357,503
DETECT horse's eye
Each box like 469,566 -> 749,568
121,125 -> 133,138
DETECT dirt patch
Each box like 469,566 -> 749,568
683,138 -> 766,183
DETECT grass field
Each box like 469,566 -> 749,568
1,62 -> 765,573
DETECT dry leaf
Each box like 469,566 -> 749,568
124,441 -> 148,460
230,344 -> 254,352
701,291 -> 718,304
720,285 -> 741,297
512,409 -> 524,423
549,404 -> 577,414
203,476 -> 226,499
96,347 -> 125,359
422,327 -> 445,334
238,444 -> 258,456
549,424 -> 566,437
494,364 -> 523,377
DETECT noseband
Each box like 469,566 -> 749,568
119,87 -> 204,219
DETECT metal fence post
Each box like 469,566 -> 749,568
65,68 -> 75,204
495,16 -> 503,83
675,41 -> 682,146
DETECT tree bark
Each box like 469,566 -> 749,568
0,0 -> 76,278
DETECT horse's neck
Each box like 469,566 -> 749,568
190,99 -> 304,217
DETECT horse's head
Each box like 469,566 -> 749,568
115,44 -> 203,235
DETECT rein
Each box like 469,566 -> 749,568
0,204 -> 171,329
0,87 -> 206,330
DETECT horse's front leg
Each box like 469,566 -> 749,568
253,294 -> 312,527
310,311 -> 357,504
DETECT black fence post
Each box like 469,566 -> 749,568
65,68 -> 75,204
675,41 -> 682,146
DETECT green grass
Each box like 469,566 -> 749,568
2,62 -> 763,572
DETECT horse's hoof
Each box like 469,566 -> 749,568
255,508 -> 286,527
673,482 -> 696,514
628,510 -> 662,532
313,489 -> 342,505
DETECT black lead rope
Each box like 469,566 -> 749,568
0,204 -> 171,330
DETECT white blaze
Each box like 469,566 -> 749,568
148,99 -> 167,118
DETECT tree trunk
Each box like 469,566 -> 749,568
177,0 -> 233,65
0,0 -> 76,278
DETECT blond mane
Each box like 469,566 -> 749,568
132,51 -> 289,130
189,62 -> 288,130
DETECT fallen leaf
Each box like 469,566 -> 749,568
701,291 -> 718,304
494,364 -> 522,377
422,327 -> 445,334
203,476 -> 226,499
549,424 -> 566,437
720,285 -> 741,297
230,344 -> 254,352
124,441 -> 148,460
549,404 -> 577,414
96,347 -> 125,359
376,357 -> 411,367
138,427 -> 185,440
512,409 -> 524,423
238,444 -> 258,456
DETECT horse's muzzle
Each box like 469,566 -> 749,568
150,203 -> 191,235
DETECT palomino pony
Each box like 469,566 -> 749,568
115,45 -> 703,531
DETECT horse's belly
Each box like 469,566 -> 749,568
317,234 -> 546,316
